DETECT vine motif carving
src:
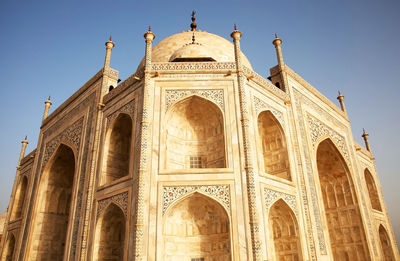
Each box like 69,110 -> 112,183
293,89 -> 326,256
263,188 -> 297,215
162,185 -> 230,214
42,118 -> 84,168
165,89 -> 224,111
152,62 -> 236,72
106,100 -> 135,128
307,114 -> 350,163
253,96 -> 284,126
97,191 -> 129,218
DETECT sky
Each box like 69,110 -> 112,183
0,0 -> 399,249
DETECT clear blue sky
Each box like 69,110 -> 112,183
0,0 -> 399,247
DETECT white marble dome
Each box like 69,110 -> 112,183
136,30 -> 252,73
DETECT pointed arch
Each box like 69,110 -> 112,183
93,203 -> 126,261
1,233 -> 15,261
28,143 -> 75,260
101,113 -> 133,186
257,110 -> 291,180
379,225 -> 395,261
316,138 -> 370,260
163,192 -> 231,260
268,199 -> 303,260
164,95 -> 226,169
364,168 -> 382,211
10,175 -> 28,220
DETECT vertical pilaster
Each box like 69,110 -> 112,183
272,34 -> 290,93
231,26 -> 262,261
362,129 -> 371,152
134,26 -> 155,260
18,137 -> 29,168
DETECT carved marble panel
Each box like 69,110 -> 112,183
263,188 -> 297,215
97,191 -> 129,218
162,185 -> 230,215
165,89 -> 224,112
253,96 -> 284,126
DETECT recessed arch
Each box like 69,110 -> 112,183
164,95 -> 226,169
257,110 -> 291,180
163,192 -> 231,260
268,199 -> 303,260
93,203 -> 126,261
316,138 -> 370,260
379,225 -> 395,261
10,175 -> 28,220
1,233 -> 15,261
364,169 -> 382,211
28,143 -> 75,260
101,113 -> 133,186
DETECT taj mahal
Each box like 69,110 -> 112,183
0,14 -> 398,261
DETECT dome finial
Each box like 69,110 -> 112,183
190,10 -> 197,31
234,23 -> 237,31
192,31 -> 196,44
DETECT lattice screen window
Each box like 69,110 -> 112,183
189,156 -> 206,168
191,258 -> 204,261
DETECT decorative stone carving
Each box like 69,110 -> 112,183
307,114 -> 350,163
165,89 -> 224,111
97,191 -> 129,218
263,188 -> 297,215
162,185 -> 230,214
106,100 -> 135,129
152,62 -> 236,72
293,89 -> 326,256
42,118 -> 84,168
242,65 -> 289,101
253,96 -> 284,126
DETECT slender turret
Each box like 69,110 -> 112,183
17,136 -> 28,168
104,36 -> 114,71
337,91 -> 347,114
272,33 -> 284,67
362,128 -> 371,152
42,96 -> 52,122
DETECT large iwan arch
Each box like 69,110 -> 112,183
316,138 -> 370,260
164,96 -> 226,169
28,144 -> 76,260
101,113 -> 133,186
257,110 -> 291,180
93,203 -> 126,261
268,199 -> 302,260
163,192 -> 231,260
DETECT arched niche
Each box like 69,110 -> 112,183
28,144 -> 75,260
269,199 -> 303,260
163,192 -> 231,260
93,203 -> 126,261
165,96 -> 226,169
101,113 -> 132,186
257,111 -> 291,180
316,139 -> 370,260
10,175 -> 28,220
364,169 -> 382,211
1,233 -> 15,261
379,225 -> 395,261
